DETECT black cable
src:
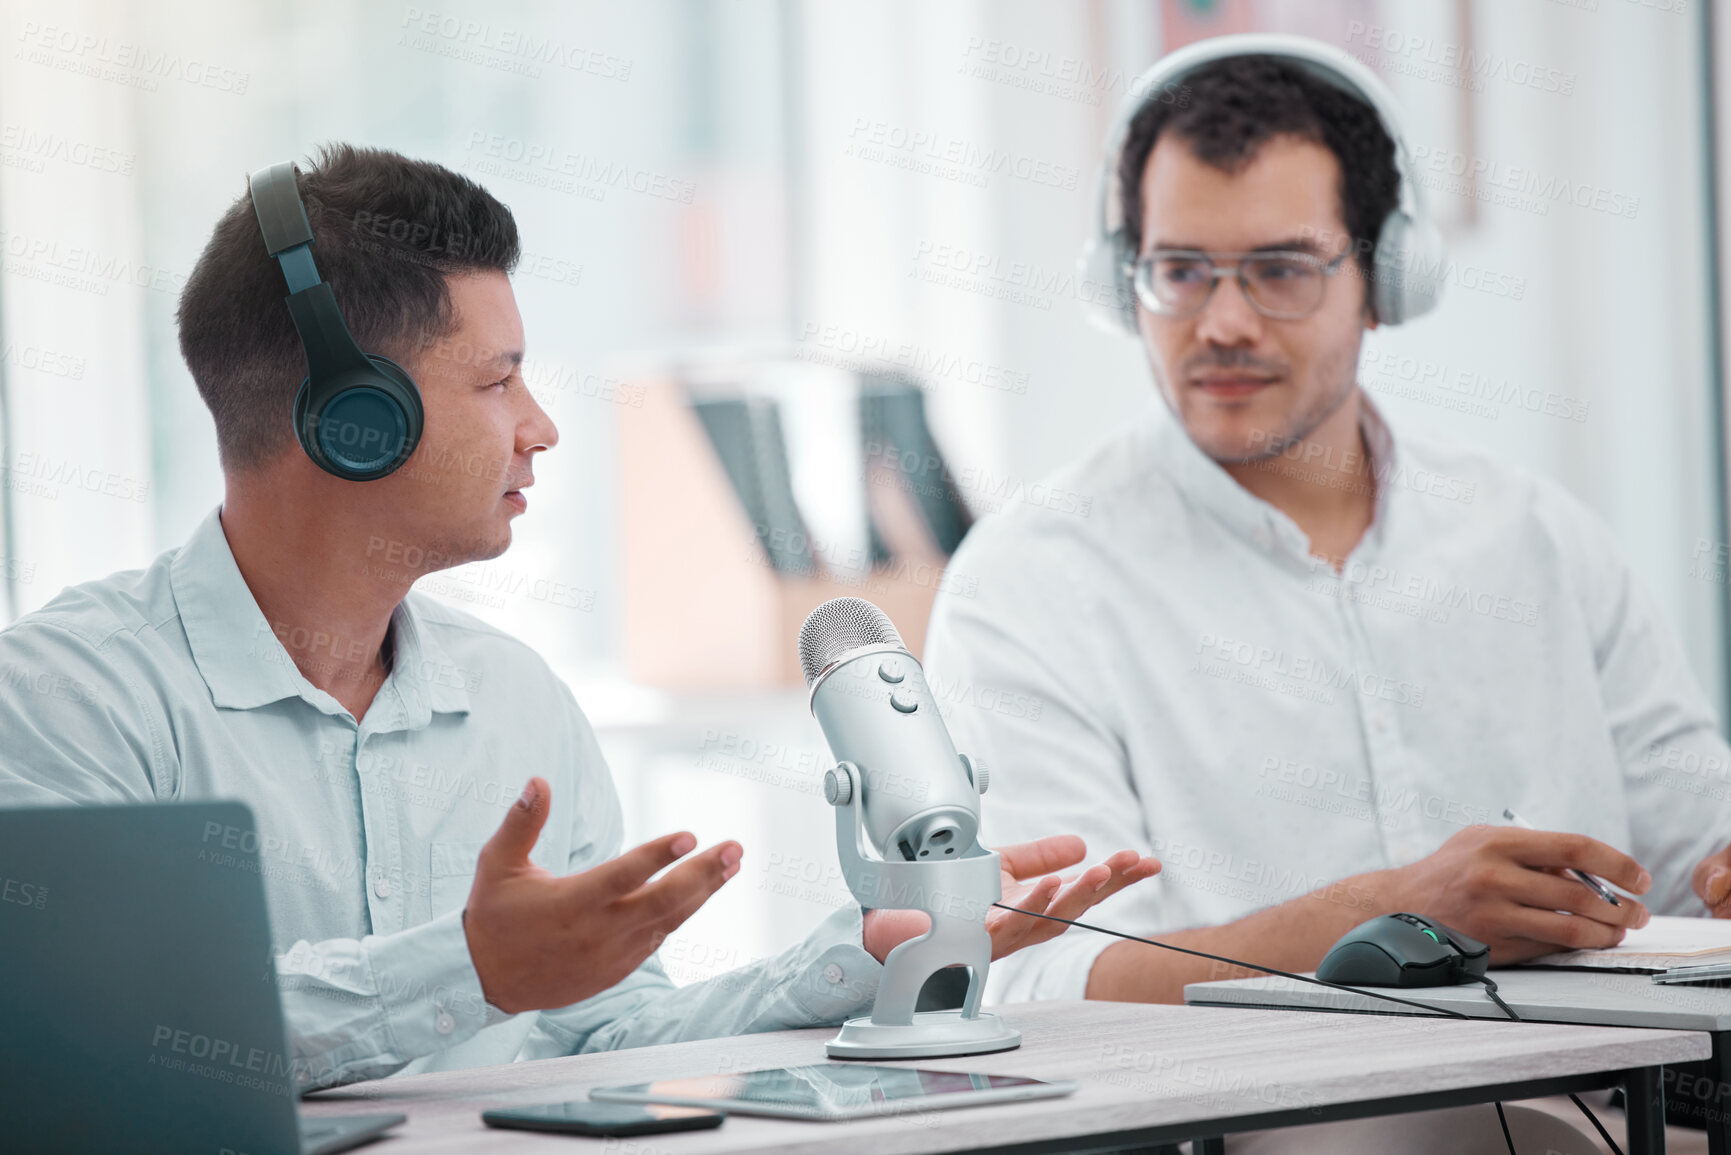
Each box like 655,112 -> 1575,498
1495,1101 -> 1517,1155
1471,974 -> 1520,1023
1466,976 -> 1623,1154
991,902 -> 1473,1018
997,903 -> 1637,1153
1568,1093 -> 1625,1155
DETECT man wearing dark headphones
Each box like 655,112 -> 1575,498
925,33 -> 1730,1151
0,144 -> 1156,1088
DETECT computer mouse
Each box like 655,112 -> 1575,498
1316,912 -> 1490,988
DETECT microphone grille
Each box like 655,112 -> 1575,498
797,597 -> 904,686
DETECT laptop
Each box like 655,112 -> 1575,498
0,801 -> 404,1155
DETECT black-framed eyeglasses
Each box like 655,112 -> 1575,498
1131,247 -> 1352,320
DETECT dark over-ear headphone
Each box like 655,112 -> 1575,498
248,161 -> 423,481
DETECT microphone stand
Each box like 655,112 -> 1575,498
823,757 -> 1021,1059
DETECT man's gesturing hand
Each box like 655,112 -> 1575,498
1691,846 -> 1731,917
463,777 -> 742,1013
861,835 -> 1160,963
1384,824 -> 1650,964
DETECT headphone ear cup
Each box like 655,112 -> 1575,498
1079,228 -> 1139,334
293,356 -> 424,482
1371,210 -> 1445,325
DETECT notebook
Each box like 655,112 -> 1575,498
1525,916 -> 1731,973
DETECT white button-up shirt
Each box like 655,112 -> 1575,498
925,400 -> 1731,1003
0,507 -> 879,1087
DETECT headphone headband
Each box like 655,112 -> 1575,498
247,161 -> 424,481
1080,33 -> 1445,332
249,162 -> 315,256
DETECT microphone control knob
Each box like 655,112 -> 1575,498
961,754 -> 988,795
824,764 -> 854,806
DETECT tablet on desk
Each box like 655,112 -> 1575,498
590,1064 -> 1078,1121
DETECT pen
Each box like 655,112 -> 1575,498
1502,808 -> 1621,907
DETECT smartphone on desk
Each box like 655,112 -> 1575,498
482,1100 -> 726,1136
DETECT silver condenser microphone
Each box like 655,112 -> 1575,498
797,596 -> 1017,1059
798,597 -> 985,863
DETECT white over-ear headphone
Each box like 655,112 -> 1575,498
1080,33 -> 1445,334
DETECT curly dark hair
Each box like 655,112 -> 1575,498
1118,54 -> 1400,279
177,143 -> 520,471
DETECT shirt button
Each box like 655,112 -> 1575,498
434,1010 -> 455,1035
823,963 -> 844,985
373,875 -> 392,899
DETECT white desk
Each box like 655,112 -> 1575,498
1187,969 -> 1731,1154
305,999 -> 1707,1154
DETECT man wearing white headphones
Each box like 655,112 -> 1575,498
925,34 -> 1731,1151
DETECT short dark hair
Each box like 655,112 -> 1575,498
1118,55 -> 1400,279
177,143 -> 520,471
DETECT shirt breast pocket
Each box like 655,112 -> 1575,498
428,838 -> 558,916
428,839 -> 487,917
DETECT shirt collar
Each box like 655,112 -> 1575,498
170,506 -> 471,723
1152,391 -> 1400,563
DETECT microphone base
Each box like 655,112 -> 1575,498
825,1011 -> 1021,1060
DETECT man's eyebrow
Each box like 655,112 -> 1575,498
1250,237 -> 1332,255
1147,237 -> 1334,255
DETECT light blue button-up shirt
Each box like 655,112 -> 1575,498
0,506 -> 880,1088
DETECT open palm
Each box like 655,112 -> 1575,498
862,835 -> 1160,963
